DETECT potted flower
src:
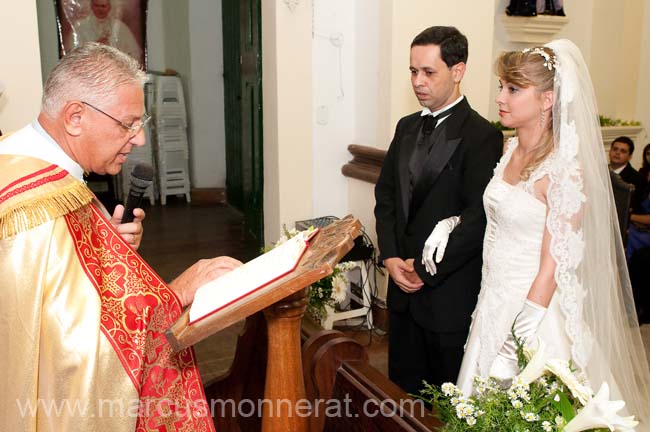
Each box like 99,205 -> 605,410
269,225 -> 356,325
307,261 -> 356,324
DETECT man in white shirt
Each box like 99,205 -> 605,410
609,135 -> 645,207
374,26 -> 503,393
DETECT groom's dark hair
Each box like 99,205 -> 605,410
411,26 -> 468,67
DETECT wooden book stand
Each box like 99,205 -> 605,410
166,216 -> 361,431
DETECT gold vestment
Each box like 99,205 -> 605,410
0,155 -> 214,431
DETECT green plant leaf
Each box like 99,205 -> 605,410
551,391 -> 575,422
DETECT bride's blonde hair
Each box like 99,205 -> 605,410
496,47 -> 556,181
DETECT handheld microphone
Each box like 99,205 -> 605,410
121,163 -> 154,224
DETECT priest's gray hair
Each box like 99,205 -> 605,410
41,42 -> 146,117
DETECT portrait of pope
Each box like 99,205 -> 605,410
57,0 -> 146,66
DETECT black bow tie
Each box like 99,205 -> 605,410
422,105 -> 457,135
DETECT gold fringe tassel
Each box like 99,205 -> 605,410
0,181 -> 94,239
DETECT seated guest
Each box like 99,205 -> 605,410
626,143 -> 650,261
639,142 -> 650,186
630,247 -> 650,324
609,135 -> 645,208
627,182 -> 650,258
625,145 -> 650,324
0,42 -> 240,431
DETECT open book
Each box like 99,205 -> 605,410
189,229 -> 318,324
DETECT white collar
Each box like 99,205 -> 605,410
0,121 -> 85,180
420,95 -> 465,117
611,163 -> 627,175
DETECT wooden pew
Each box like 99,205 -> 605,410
301,328 -> 442,431
201,315 -> 442,431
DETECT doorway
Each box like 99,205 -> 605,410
222,0 -> 264,246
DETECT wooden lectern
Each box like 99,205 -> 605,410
166,216 -> 362,431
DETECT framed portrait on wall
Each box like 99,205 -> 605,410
55,0 -> 147,67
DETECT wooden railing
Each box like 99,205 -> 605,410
341,144 -> 386,184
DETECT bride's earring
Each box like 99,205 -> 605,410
540,108 -> 546,128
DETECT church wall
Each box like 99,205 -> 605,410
262,0 -> 314,244
312,0 -> 380,219
0,0 -> 42,132
188,0 -> 226,188
635,0 -> 650,168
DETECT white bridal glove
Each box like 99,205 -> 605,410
489,299 -> 547,383
422,216 -> 461,275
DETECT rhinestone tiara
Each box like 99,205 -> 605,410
522,47 -> 557,71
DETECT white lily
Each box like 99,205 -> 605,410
563,382 -> 638,432
517,338 -> 549,385
546,358 -> 592,406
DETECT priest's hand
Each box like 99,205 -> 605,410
384,257 -> 424,293
109,204 -> 145,250
170,256 -> 243,307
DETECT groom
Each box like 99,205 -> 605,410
374,26 -> 502,394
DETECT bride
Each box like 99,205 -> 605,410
423,39 -> 650,425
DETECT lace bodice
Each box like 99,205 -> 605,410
472,138 -> 553,376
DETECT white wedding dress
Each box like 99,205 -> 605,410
456,137 -> 572,396
451,39 -> 650,424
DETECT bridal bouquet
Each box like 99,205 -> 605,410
418,336 -> 638,431
271,225 -> 355,323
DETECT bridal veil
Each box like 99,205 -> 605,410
544,39 -> 650,424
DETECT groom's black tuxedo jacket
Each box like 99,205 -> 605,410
375,98 -> 502,333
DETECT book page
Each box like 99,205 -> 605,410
189,231 -> 310,324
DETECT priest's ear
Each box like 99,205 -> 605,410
61,101 -> 85,137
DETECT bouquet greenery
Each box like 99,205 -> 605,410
418,332 -> 638,431
270,225 -> 354,323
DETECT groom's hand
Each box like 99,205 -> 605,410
384,257 -> 424,293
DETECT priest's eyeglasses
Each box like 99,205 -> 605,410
82,101 -> 151,137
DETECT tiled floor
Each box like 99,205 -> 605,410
139,198 -> 650,386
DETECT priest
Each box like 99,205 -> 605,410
0,42 -> 240,431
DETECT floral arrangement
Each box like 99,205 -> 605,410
418,334 -> 638,431
307,260 -> 355,323
598,116 -> 641,127
271,225 -> 355,323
